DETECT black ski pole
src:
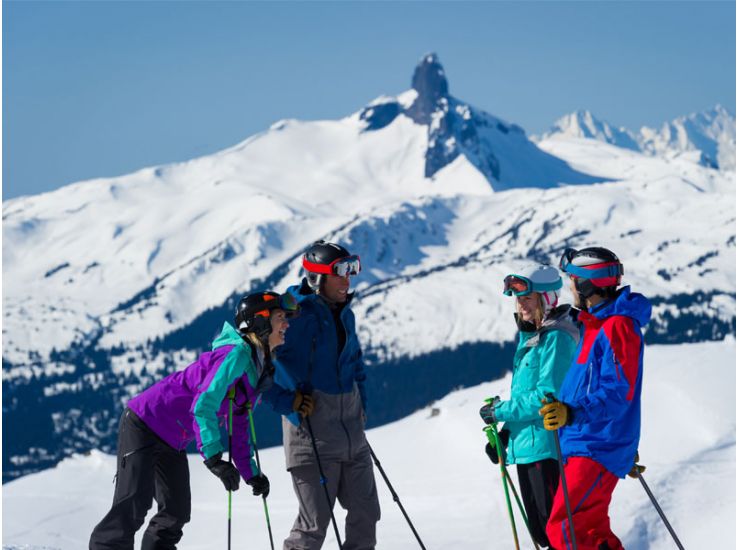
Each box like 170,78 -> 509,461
367,442 -> 426,550
247,402 -> 275,550
305,415 -> 344,550
636,471 -> 685,550
546,393 -> 578,550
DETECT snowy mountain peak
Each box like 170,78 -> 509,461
357,54 -> 601,188
543,110 -> 640,151
639,104 -> 736,170
542,105 -> 736,171
407,53 -> 449,124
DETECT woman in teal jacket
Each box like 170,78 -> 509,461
480,264 -> 579,548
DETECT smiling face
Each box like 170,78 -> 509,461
267,309 -> 289,349
320,273 -> 351,304
516,293 -> 543,327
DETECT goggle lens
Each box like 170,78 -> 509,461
333,256 -> 361,277
279,293 -> 300,318
503,275 -> 531,296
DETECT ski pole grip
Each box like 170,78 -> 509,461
545,392 -> 557,403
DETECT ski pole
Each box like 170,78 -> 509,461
484,424 -> 541,549
545,393 -> 578,550
635,471 -> 685,550
228,396 -> 233,550
367,442 -> 426,550
305,415 -> 344,550
484,423 -> 519,550
247,402 -> 275,550
501,466 -> 541,550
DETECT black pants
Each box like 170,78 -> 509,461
517,459 -> 560,548
89,409 -> 191,550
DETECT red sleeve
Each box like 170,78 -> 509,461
602,316 -> 642,401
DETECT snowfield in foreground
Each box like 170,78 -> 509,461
3,338 -> 735,550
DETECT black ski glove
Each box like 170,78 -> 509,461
484,428 -> 510,464
479,396 -> 501,425
204,453 -> 241,491
246,473 -> 270,497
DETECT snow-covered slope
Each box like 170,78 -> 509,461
2,54 -> 735,481
541,105 -> 736,171
3,338 -> 735,550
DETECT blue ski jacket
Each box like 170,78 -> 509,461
272,279 -> 367,427
558,286 -> 652,478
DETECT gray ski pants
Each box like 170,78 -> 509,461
283,448 -> 381,550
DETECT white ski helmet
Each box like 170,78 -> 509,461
503,264 -> 563,316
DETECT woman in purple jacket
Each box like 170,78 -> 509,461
89,291 -> 314,550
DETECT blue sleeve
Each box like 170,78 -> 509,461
273,310 -> 314,388
262,382 -> 296,416
272,309 -> 316,426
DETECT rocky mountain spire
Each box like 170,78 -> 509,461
407,53 -> 449,125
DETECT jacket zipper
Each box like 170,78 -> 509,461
335,308 -> 352,458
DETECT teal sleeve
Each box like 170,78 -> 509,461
495,330 -> 576,423
192,346 -> 251,459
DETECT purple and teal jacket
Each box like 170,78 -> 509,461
128,322 -> 294,480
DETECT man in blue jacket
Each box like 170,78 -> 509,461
275,240 -> 380,550
540,247 -> 651,550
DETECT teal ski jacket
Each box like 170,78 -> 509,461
493,306 -> 579,465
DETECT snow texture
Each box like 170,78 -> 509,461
3,338 -> 735,549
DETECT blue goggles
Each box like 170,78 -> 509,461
559,248 -> 623,280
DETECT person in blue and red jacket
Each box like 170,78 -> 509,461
539,247 -> 652,550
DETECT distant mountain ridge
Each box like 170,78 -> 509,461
541,105 -> 736,171
3,53 -> 734,482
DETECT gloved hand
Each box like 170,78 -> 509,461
204,453 -> 240,491
292,390 -> 314,417
479,396 -> 501,425
628,451 -> 646,479
539,399 -> 571,430
246,473 -> 270,497
484,428 -> 510,464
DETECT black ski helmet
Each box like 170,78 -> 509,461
559,246 -> 624,300
234,291 -> 299,339
302,240 -> 352,291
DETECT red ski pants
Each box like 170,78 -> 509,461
546,456 -> 624,550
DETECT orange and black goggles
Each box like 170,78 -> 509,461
303,255 -> 361,277
253,292 -> 301,319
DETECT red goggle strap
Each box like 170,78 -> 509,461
302,257 -> 335,275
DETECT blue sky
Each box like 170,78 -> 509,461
3,1 -> 735,200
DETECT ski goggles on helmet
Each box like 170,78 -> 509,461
559,248 -> 623,280
253,292 -> 301,319
303,255 -> 361,277
503,274 -> 561,297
